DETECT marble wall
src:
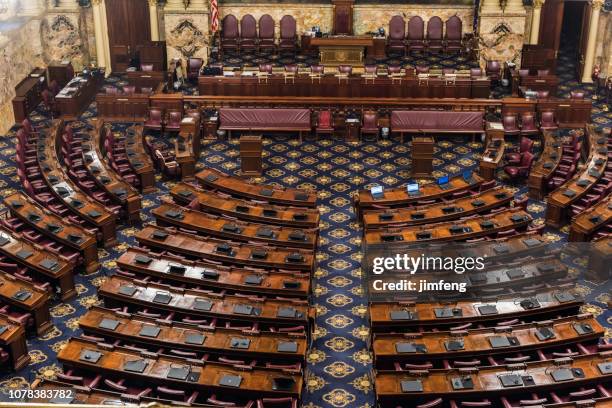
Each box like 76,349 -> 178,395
594,12 -> 612,76
478,11 -> 526,68
164,11 -> 210,65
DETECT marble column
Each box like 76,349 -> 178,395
18,0 -> 45,16
148,0 -> 160,41
165,0 -> 185,11
91,0 -> 107,69
480,0 -> 502,13
529,0 -> 545,44
504,0 -> 525,13
100,0 -> 112,74
581,0 -> 604,83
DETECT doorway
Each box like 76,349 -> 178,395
105,0 -> 152,72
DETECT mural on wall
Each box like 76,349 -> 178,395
41,15 -> 82,65
167,19 -> 208,58
478,20 -> 523,65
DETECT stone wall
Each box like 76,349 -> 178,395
594,12 -> 611,76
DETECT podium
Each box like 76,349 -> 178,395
411,136 -> 434,177
240,135 -> 263,176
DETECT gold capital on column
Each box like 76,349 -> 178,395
591,0 -> 604,11
533,0 -> 546,8
91,0 -> 103,5
148,0 -> 158,6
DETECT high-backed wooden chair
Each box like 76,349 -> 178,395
240,14 -> 257,53
445,16 -> 462,53
407,16 -> 425,53
279,15 -> 297,54
426,16 -> 443,53
258,14 -> 275,52
221,14 -> 239,53
387,16 -> 406,54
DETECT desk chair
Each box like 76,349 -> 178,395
283,64 -> 297,84
258,14 -> 276,53
387,15 -> 406,55
388,65 -> 403,83
122,85 -> 136,94
504,151 -> 535,181
502,114 -> 520,136
361,111 -> 379,141
537,69 -> 550,76
505,136 -> 534,164
258,63 -> 273,83
363,65 -> 377,83
187,58 -> 203,82
537,90 -> 550,98
165,110 -> 182,134
470,68 -> 482,79
315,110 -> 334,139
570,91 -> 585,99
309,65 -> 324,83
520,113 -> 539,136
444,16 -> 462,54
539,111 -> 558,131
140,64 -> 154,72
144,108 -> 163,133
336,65 -> 352,83
518,69 -> 530,78
485,60 -> 501,82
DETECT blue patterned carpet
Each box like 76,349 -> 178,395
0,46 -> 610,407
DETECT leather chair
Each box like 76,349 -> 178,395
407,16 -> 425,53
361,111 -> 379,141
309,64 -> 324,82
426,16 -> 443,53
140,64 -> 154,71
518,69 -> 530,78
140,86 -> 153,94
520,113 -> 539,136
470,68 -> 482,78
505,136 -> 534,164
221,14 -> 240,53
363,65 -> 378,82
41,89 -> 56,117
187,58 -> 203,82
539,111 -> 558,131
336,65 -> 352,82
502,114 -> 520,136
504,151 -> 535,180
104,86 -> 119,95
537,90 -> 550,98
144,108 -> 163,132
283,64 -> 297,83
537,69 -> 550,76
258,63 -> 273,82
122,85 -> 136,94
444,16 -> 462,54
442,68 -> 455,75
547,163 -> 576,190
240,14 -> 257,53
416,65 -> 429,74
570,91 -> 585,99
387,15 -> 406,54
315,110 -> 334,139
279,15 -> 297,54
258,14 -> 275,52
486,60 -> 501,82
165,110 -> 182,134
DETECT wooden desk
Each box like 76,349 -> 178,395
311,36 -> 373,65
373,314 -> 603,369
538,98 -> 593,128
528,131 -> 563,200
196,168 -> 317,208
411,136 -> 434,178
86,120 -> 142,222
0,225 -> 76,301
99,275 -> 312,329
96,92 -> 151,122
126,70 -> 168,90
240,134 -> 263,176
170,183 -> 320,228
513,74 -> 560,97
0,313 -> 30,370
0,271 -> 52,335
479,129 -> 505,181
152,202 -> 318,250
80,306 -> 307,363
55,72 -> 103,120
11,68 -> 47,123
175,117 -> 200,181
370,287 -> 583,332
37,121 -> 117,247
568,194 -> 612,242
355,174 -> 483,219
362,186 -> 514,230
135,225 -> 315,273
57,337 -> 303,400
124,125 -> 156,193
375,352 -> 612,405
47,61 -> 74,89
546,127 -> 609,228
4,191 -> 99,273
364,208 -> 532,245
117,247 -> 310,298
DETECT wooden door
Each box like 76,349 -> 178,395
539,0 -> 564,55
332,0 -> 354,35
576,2 -> 591,80
105,0 -> 151,73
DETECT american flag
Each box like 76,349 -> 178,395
210,0 -> 219,33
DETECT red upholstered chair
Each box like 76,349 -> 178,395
520,113 -> 539,136
387,15 -> 406,54
187,57 -> 203,82
407,16 -> 425,53
309,64 -> 324,82
165,110 -> 182,134
547,163 -> 576,190
505,136 -> 534,164
537,69 -> 550,76
221,14 -> 240,53
442,68 -> 455,75
283,64 -> 298,83
416,65 -> 429,74
470,68 -> 482,78
41,89 -> 56,117
502,114 -> 520,136
140,64 -> 154,71
144,108 -> 163,132
122,85 -> 136,94
336,65 -> 352,81
570,90 -> 585,99
518,69 -> 530,78
444,16 -> 462,54
361,111 -> 379,141
49,80 -> 60,96
486,60 -> 501,81
540,111 -> 558,131
388,65 -> 402,75
315,110 -> 334,139
537,90 -> 550,98
105,86 -> 118,95
279,15 -> 297,53
240,14 -> 257,53
363,64 -> 378,77
258,14 -> 275,52
504,151 -> 535,180
426,16 -> 443,53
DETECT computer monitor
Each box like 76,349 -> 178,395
370,185 -> 384,199
407,183 -> 419,193
437,176 -> 449,185
462,171 -> 472,181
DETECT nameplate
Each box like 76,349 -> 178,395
219,374 -> 242,388
124,359 -> 148,373
139,325 -> 161,338
185,333 -> 206,345
79,349 -> 102,364
400,380 -> 423,393
277,341 -> 298,353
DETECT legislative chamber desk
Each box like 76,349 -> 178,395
175,131 -> 197,181
80,306 -> 307,363
568,194 -> 612,242
0,224 -> 76,301
57,338 -> 303,400
117,247 -> 310,298
11,68 -> 46,123
135,225 -> 316,273
99,275 -> 312,329
362,186 -> 514,230
364,208 -> 532,245
0,271 -> 52,335
126,70 -> 168,90
528,131 -> 562,200
55,71 -> 104,120
373,314 -> 603,368
38,121 -> 117,246
310,35 -> 373,65
152,202 -> 318,250
479,127 -> 505,181
125,125 -> 156,193
196,168 -> 317,208
87,121 -> 142,222
370,287 -> 583,331
96,92 -> 151,122
170,182 -> 320,228
375,352 -> 612,405
4,191 -> 99,273
0,313 -> 30,370
545,127 -> 609,228
355,174 -> 484,219
198,73 -> 491,99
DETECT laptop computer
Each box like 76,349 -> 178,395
406,183 -> 420,197
370,186 -> 384,199
463,170 -> 476,184
437,175 -> 451,190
